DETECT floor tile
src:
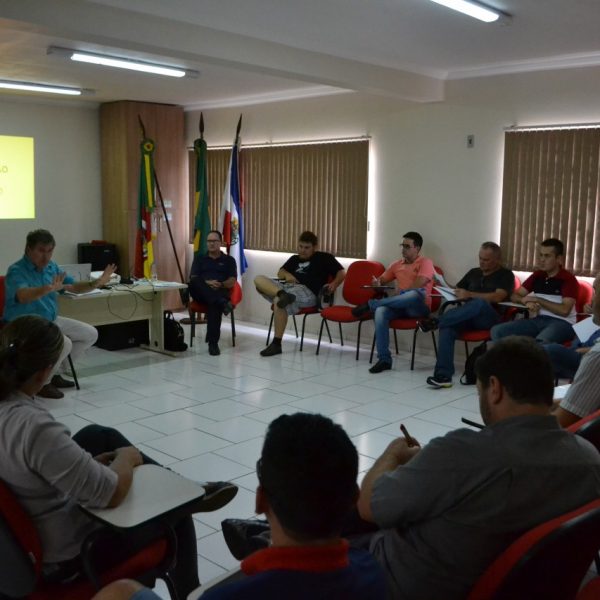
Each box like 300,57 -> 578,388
328,384 -> 398,404
137,410 -> 217,435
143,430 -> 232,460
129,392 -> 202,414
194,486 -> 257,530
267,380 -> 336,398
186,399 -> 260,421
171,452 -> 254,483
287,394 -> 360,415
349,400 -> 422,421
214,438 -> 264,468
75,403 -> 154,426
233,389 -> 300,409
415,405 -> 484,429
329,410 -> 389,436
195,416 -> 268,443
352,430 -> 397,459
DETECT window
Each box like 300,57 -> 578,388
189,139 -> 369,258
500,128 -> 600,276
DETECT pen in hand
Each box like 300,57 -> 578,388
400,424 -> 419,447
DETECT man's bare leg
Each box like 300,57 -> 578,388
273,306 -> 289,338
254,275 -> 280,299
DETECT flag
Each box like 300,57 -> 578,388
192,113 -> 210,256
219,114 -> 247,282
134,136 -> 156,279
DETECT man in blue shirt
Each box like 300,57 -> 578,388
4,229 -> 116,398
188,230 -> 237,356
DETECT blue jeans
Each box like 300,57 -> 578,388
544,343 -> 583,380
490,315 -> 575,344
369,290 -> 429,364
434,298 -> 499,379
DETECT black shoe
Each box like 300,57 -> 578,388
208,343 -> 221,356
222,301 -> 234,316
221,518 -> 271,560
195,482 -> 238,512
37,384 -> 64,399
418,317 -> 439,333
260,342 -> 282,357
426,375 -> 453,388
51,374 -> 76,389
276,291 -> 296,309
369,360 -> 392,374
351,303 -> 370,318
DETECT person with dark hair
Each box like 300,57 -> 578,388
189,230 -> 237,356
254,231 -> 345,357
0,315 -> 237,598
552,274 -> 600,427
3,229 -> 117,398
358,336 -> 600,599
424,242 -> 515,388
352,232 -> 434,373
491,238 -> 578,344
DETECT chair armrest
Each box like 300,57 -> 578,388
439,298 -> 467,316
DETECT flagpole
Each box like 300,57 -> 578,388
138,116 -> 186,287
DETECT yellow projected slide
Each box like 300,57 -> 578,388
0,135 -> 35,219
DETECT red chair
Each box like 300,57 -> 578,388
316,260 -> 385,360
467,498 -> 600,600
567,408 -> 600,452
189,281 -> 242,347
575,279 -> 594,322
368,266 -> 445,370
0,478 -> 177,600
0,275 -> 80,389
266,305 -> 333,352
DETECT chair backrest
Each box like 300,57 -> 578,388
468,498 -> 600,600
0,275 -> 5,320
342,260 -> 385,306
0,479 -> 42,597
230,281 -> 243,307
567,408 -> 600,452
431,266 -> 444,312
576,279 -> 593,319
513,274 -> 521,291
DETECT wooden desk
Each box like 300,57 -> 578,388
81,465 -> 206,529
57,282 -> 187,356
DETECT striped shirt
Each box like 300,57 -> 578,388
560,344 -> 600,418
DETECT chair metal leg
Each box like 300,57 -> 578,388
356,320 -> 363,360
300,313 -> 309,351
189,310 -> 196,348
431,331 -> 438,357
67,355 -> 80,390
464,341 -> 470,359
266,312 -> 274,345
316,318 -> 326,355
369,333 -> 376,363
231,311 -> 236,347
394,329 -> 399,354
324,320 -> 333,343
410,328 -> 417,370
293,315 -> 299,338
339,322 -> 344,346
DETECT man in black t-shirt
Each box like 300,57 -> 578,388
254,231 -> 345,357
424,242 -> 514,388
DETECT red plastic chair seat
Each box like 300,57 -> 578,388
320,305 -> 365,323
389,318 -> 419,329
459,330 -> 491,343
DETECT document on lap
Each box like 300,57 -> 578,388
434,286 -> 457,302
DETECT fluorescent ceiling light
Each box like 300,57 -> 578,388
48,47 -> 195,78
429,0 -> 503,23
0,80 -> 82,95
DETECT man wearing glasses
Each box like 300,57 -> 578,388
352,232 -> 434,373
188,230 -> 237,356
423,242 -> 514,388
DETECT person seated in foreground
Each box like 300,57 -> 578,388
351,231 -> 434,374
0,315 -> 237,598
188,230 -> 237,356
4,228 -> 117,398
96,413 -> 386,600
491,238 -> 578,344
357,336 -> 600,599
553,274 -> 600,427
254,231 -> 345,357
424,241 -> 514,388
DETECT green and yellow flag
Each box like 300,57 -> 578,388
134,136 -> 156,279
193,114 -> 210,255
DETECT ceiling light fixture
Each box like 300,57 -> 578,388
48,46 -> 197,78
429,0 -> 507,23
0,79 -> 82,96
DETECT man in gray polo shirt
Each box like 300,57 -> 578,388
358,337 -> 600,599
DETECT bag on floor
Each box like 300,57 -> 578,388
164,311 -> 188,352
460,342 -> 487,385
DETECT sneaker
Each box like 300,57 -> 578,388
369,360 -> 392,374
351,303 -> 370,318
276,291 -> 296,309
418,317 -> 439,333
222,301 -> 234,316
51,374 -> 75,389
426,375 -> 453,388
260,342 -> 282,357
222,518 -> 271,560
208,343 -> 221,356
195,482 -> 238,512
37,384 -> 64,399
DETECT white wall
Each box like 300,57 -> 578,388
0,98 -> 102,272
186,64 -> 600,343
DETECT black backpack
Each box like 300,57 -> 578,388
164,311 -> 188,352
460,342 -> 488,385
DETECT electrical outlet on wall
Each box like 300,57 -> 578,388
467,135 -> 475,148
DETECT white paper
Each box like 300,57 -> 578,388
573,316 -> 600,343
434,286 -> 456,302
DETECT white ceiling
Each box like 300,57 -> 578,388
1,0 -> 600,108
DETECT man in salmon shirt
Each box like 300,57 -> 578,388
352,232 -> 435,373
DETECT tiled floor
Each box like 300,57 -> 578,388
53,317 -> 483,597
